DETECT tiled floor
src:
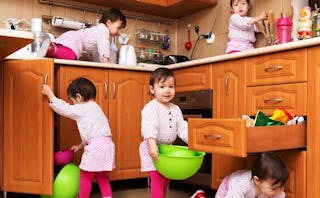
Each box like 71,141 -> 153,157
0,179 -> 217,198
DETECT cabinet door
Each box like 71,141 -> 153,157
58,66 -> 109,164
211,59 -> 246,189
3,59 -> 54,195
108,70 -> 150,180
174,64 -> 212,92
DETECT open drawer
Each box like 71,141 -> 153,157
188,118 -> 306,157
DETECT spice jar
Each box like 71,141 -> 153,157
312,13 -> 320,37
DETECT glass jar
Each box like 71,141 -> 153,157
312,13 -> 320,37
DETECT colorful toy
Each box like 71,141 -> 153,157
298,6 -> 312,39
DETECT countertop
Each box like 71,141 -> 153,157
5,30 -> 320,71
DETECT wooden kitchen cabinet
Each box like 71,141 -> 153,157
209,59 -> 246,189
57,66 -> 150,180
174,64 -> 212,92
3,59 -> 54,195
71,0 -> 216,18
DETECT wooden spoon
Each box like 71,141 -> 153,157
268,9 -> 275,36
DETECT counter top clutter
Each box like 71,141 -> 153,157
3,28 -> 320,71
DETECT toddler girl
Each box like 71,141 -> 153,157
215,152 -> 289,198
226,0 -> 267,53
39,8 -> 126,63
139,67 -> 189,198
42,77 -> 115,198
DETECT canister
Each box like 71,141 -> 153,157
277,17 -> 292,44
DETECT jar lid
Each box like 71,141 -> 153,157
276,17 -> 292,26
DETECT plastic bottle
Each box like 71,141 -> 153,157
277,17 -> 292,44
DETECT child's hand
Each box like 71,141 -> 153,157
147,138 -> 159,162
257,11 -> 268,21
71,143 -> 84,153
42,84 -> 55,101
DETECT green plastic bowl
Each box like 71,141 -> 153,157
154,144 -> 205,180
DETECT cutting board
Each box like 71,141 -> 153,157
0,28 -> 34,59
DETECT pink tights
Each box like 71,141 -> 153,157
149,171 -> 170,198
78,169 -> 112,198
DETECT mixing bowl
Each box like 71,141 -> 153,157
154,144 -> 205,180
54,149 -> 74,166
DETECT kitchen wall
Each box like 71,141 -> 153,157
0,0 -> 305,60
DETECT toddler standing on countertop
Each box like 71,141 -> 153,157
42,77 -> 115,198
39,7 -> 126,63
226,0 -> 267,54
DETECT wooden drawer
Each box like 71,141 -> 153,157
246,49 -> 307,86
188,118 -> 306,157
174,64 -> 212,92
246,83 -> 307,116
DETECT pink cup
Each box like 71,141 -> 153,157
277,17 -> 292,44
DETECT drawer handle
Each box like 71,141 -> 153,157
264,65 -> 283,72
204,134 -> 222,140
264,98 -> 283,103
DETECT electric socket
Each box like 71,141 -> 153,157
205,32 -> 215,44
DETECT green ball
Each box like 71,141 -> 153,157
41,163 -> 80,198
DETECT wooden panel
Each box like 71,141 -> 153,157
246,83 -> 307,116
0,29 -> 34,59
108,70 -> 150,180
0,62 -> 3,190
174,64 -> 212,92
306,45 -> 320,198
66,0 -> 217,18
188,118 -> 247,157
246,49 -> 307,86
3,59 -> 54,195
189,118 -> 306,157
247,124 -> 306,153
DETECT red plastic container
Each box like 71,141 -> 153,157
277,17 -> 292,44
54,149 -> 74,166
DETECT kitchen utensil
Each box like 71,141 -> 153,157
264,20 -> 270,37
185,29 -> 192,50
255,21 -> 267,37
268,9 -> 275,36
162,35 -> 170,49
289,5 -> 294,21
153,144 -> 205,180
54,149 -> 74,166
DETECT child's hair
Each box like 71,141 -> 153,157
149,67 -> 175,86
252,152 -> 289,186
100,8 -> 126,28
230,0 -> 250,7
67,77 -> 96,101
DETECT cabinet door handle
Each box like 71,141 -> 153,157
43,74 -> 48,85
224,74 -> 229,96
204,134 -> 222,140
264,65 -> 283,72
104,81 -> 108,99
113,82 -> 116,99
264,98 -> 283,103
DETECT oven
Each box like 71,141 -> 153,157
171,89 -> 213,188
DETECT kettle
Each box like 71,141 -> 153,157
119,45 -> 137,66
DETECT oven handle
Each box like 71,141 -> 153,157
204,134 -> 222,140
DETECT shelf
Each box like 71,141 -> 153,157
0,28 -> 34,59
